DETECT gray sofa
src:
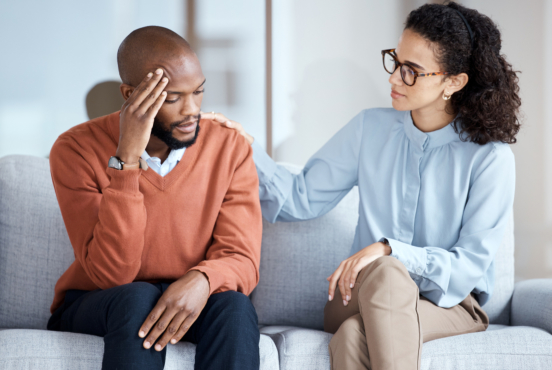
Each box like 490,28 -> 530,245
1,154 -> 551,370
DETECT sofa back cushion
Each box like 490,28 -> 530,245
251,164 -> 514,330
0,155 -> 74,329
0,156 -> 514,330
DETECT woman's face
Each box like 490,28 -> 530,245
389,29 -> 451,112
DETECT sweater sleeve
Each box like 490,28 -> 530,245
190,142 -> 262,296
49,136 -> 147,289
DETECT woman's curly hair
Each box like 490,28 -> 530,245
405,2 -> 521,145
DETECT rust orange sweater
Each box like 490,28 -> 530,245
49,112 -> 262,313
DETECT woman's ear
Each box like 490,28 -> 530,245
447,73 -> 469,94
119,83 -> 135,101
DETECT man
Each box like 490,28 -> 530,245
47,26 -> 262,370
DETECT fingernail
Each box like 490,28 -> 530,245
343,300 -> 348,306
161,91 -> 167,96
139,331 -> 145,338
144,341 -> 151,349
147,73 -> 153,78
329,295 -> 332,301
155,68 -> 163,74
155,344 -> 162,351
162,77 -> 168,82
346,295 -> 350,301
226,121 -> 232,127
171,339 -> 177,344
350,283 -> 354,288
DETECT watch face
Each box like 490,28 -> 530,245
108,156 -> 122,170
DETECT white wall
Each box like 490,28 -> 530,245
0,0 -> 185,158
0,0 -> 267,156
272,0 -> 403,165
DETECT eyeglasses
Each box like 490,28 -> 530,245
381,49 -> 450,86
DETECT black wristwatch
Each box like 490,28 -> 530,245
108,156 -> 147,171
108,156 -> 125,170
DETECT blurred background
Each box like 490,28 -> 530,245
0,0 -> 550,282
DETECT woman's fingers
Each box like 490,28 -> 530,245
338,261 -> 351,305
200,111 -> 230,124
327,263 -> 345,302
200,111 -> 255,145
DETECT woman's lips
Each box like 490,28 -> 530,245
175,120 -> 197,134
391,90 -> 405,99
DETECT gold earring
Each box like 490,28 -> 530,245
443,92 -> 452,100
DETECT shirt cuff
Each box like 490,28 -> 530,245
252,139 -> 278,185
380,237 -> 428,278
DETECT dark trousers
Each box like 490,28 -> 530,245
47,282 -> 260,370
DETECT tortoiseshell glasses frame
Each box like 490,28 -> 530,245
381,49 -> 451,86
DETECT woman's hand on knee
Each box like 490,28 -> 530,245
327,242 -> 392,306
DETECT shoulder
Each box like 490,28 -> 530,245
50,113 -> 118,174
51,113 -> 117,158
467,141 -> 515,184
199,119 -> 252,160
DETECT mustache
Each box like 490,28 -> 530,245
169,115 -> 201,129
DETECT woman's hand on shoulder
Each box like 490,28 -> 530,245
201,111 -> 254,145
327,242 -> 391,306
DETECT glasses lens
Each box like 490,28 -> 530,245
383,53 -> 397,74
401,65 -> 416,86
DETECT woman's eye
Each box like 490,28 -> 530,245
165,99 -> 179,104
194,89 -> 205,95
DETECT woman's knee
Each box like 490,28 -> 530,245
358,256 -> 409,285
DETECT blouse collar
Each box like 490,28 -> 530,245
403,111 -> 461,151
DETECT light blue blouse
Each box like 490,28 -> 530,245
252,108 -> 515,308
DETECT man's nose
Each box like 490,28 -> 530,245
180,95 -> 200,116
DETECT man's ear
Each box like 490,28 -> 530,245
447,73 -> 469,94
119,83 -> 135,101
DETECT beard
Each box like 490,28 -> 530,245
151,115 -> 201,150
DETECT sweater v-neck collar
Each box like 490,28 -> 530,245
106,112 -> 202,191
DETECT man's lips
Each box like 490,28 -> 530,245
391,89 -> 405,99
175,120 -> 198,134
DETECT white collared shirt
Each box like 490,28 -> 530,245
141,147 -> 186,177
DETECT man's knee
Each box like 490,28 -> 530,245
106,282 -> 162,328
210,291 -> 258,330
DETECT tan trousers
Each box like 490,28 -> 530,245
324,256 -> 488,370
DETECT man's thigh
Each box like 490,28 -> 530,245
418,294 -> 488,343
182,290 -> 259,344
60,282 -> 163,337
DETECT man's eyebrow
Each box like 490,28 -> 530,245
166,79 -> 206,95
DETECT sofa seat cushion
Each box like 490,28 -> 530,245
260,324 -> 552,370
0,329 -> 279,370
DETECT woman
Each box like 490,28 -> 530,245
203,2 -> 520,369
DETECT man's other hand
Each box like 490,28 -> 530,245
138,270 -> 210,351
116,69 -> 169,164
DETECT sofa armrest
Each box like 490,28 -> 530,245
511,279 -> 552,333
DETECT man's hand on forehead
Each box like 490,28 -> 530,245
115,69 -> 169,166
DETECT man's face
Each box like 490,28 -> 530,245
149,54 -> 205,149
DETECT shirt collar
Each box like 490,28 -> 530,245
403,111 -> 460,151
141,147 -> 186,163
